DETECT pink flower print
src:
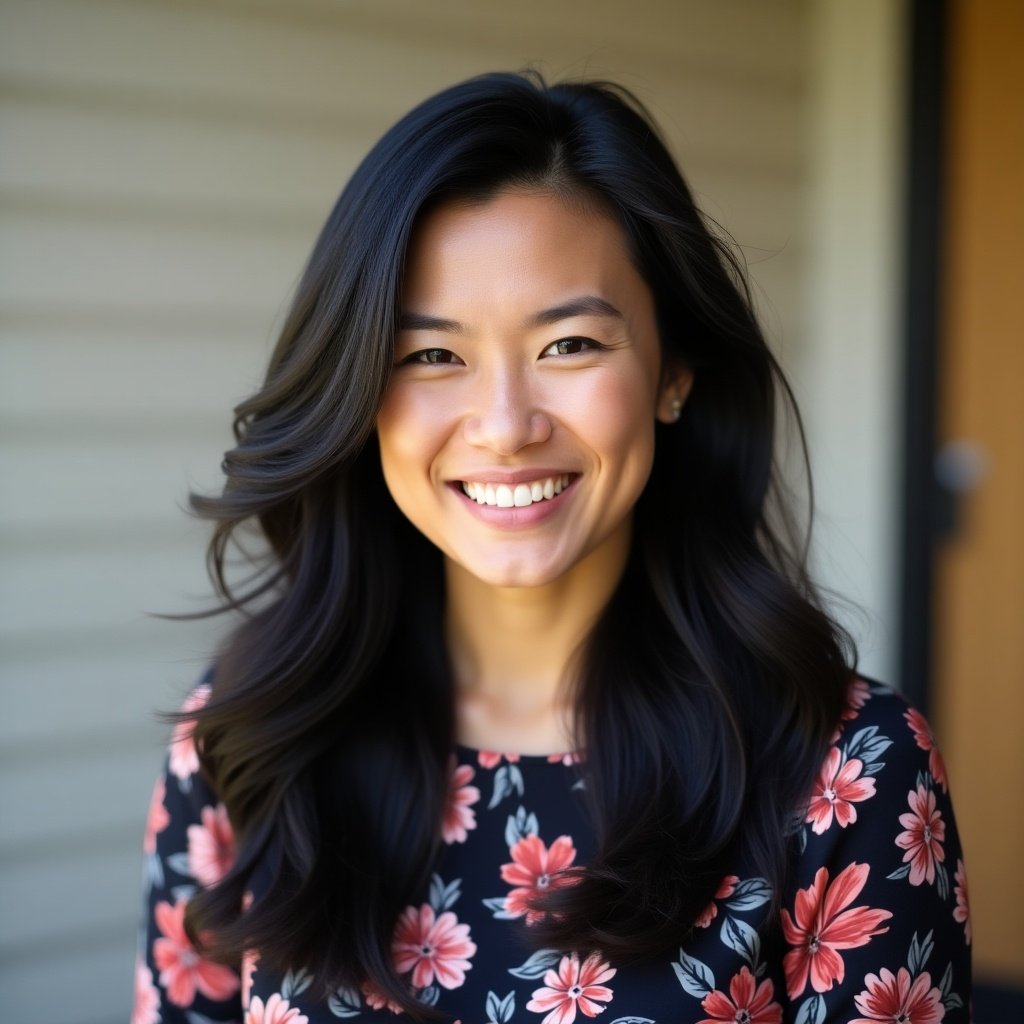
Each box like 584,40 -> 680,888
694,874 -> 739,928
904,708 -> 948,793
392,903 -> 476,990
547,752 -> 582,766
843,678 -> 871,720
143,775 -> 170,855
501,834 -> 580,924
168,685 -> 210,781
698,966 -> 783,1024
781,862 -> 893,999
526,952 -> 615,1024
805,748 -> 877,834
442,759 -> 480,844
362,977 -> 405,1014
478,750 -> 521,769
896,785 -> 946,885
245,993 -> 309,1024
954,857 -> 971,944
132,958 -> 160,1024
851,967 -> 945,1024
152,898 -> 240,1006
187,803 -> 237,886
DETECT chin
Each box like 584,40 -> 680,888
463,554 -> 571,590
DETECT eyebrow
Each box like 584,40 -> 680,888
397,295 -> 624,334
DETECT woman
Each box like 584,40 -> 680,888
135,72 -> 971,1024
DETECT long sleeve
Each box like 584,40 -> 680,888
780,680 -> 972,1024
133,683 -> 243,1024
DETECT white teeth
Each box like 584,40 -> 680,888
461,475 -> 573,508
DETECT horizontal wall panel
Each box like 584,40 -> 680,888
0,532 -> 224,636
0,433 -> 229,531
0,641 -> 222,748
0,2 -> 802,170
0,840 -> 146,953
0,935 -> 134,1024
0,213 -> 313,312
0,734 -> 164,853
0,98 -> 362,219
0,328 -> 270,421
195,0 -> 805,87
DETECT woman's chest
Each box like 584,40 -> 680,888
245,752 -> 784,1022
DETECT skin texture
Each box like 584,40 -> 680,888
375,190 -> 693,753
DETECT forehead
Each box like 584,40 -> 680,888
401,190 -> 649,316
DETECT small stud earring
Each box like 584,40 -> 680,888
670,397 -> 683,421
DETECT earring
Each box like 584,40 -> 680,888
670,396 -> 683,421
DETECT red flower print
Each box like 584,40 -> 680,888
245,992 -> 309,1024
698,966 -> 782,1024
152,898 -> 240,1006
478,750 -> 521,769
526,952 -> 616,1024
781,862 -> 892,999
442,759 -> 480,844
143,775 -> 170,855
392,903 -> 476,990
187,802 -> 237,886
896,785 -> 946,885
169,685 -> 210,781
132,958 -> 160,1024
362,977 -> 405,1014
694,874 -> 739,928
904,708 -> 948,793
954,857 -> 971,944
805,748 -> 877,835
501,834 -> 580,924
851,967 -> 945,1024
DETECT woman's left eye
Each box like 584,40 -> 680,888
541,337 -> 600,357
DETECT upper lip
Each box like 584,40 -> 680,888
450,468 -> 577,485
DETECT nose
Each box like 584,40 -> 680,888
462,366 -> 552,454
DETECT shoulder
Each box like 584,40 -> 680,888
777,675 -> 971,1020
830,675 -> 949,797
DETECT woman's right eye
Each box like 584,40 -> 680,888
401,348 -> 461,365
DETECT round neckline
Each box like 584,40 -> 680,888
454,741 -> 578,765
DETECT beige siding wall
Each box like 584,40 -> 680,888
0,2 -> 901,1020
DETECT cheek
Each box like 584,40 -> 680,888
559,369 -> 657,476
375,385 -> 448,485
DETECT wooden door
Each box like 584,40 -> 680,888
934,0 -> 1024,984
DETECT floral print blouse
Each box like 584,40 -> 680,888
134,676 -> 971,1023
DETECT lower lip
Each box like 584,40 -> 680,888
450,477 -> 578,528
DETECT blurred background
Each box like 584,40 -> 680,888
1,0 -> 1020,1020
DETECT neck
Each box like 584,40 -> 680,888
444,524 -> 631,754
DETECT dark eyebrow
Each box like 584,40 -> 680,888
397,311 -> 464,334
527,295 -> 624,327
397,295 -> 623,334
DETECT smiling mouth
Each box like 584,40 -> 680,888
460,474 -> 573,508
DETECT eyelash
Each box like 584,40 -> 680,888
398,337 -> 602,365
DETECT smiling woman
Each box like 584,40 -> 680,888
134,72 -> 970,1023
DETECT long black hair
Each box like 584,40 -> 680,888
170,70 -> 856,1015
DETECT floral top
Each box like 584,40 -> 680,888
134,677 -> 971,1024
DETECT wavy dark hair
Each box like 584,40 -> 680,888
169,70 -> 857,1015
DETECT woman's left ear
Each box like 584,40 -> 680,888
655,365 -> 695,424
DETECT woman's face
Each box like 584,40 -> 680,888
375,189 -> 690,589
